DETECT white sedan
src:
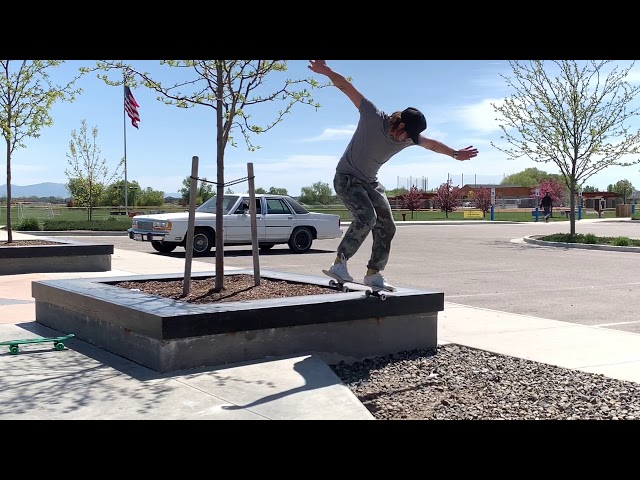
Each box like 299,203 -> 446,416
128,194 -> 343,255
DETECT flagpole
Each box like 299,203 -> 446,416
123,81 -> 129,216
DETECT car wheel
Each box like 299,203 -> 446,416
288,227 -> 313,253
259,244 -> 275,251
151,241 -> 177,253
192,228 -> 214,256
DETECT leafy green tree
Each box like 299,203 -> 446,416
0,60 -> 83,241
582,185 -> 598,193
607,179 -> 634,203
299,181 -> 334,205
256,186 -> 289,195
179,175 -> 214,205
65,120 -> 122,220
386,187 -> 408,197
401,185 -> 423,218
137,187 -> 165,207
434,179 -> 463,218
93,60 -> 326,292
501,167 -> 562,188
107,179 -> 142,208
492,60 -> 640,235
268,187 -> 288,195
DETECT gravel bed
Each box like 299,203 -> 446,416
330,343 -> 640,420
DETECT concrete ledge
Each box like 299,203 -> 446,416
32,269 -> 444,372
0,237 -> 114,275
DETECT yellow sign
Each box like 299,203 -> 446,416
463,209 -> 484,218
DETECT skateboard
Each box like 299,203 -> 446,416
0,333 -> 75,355
322,270 -> 396,300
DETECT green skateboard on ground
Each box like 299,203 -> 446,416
0,334 -> 75,355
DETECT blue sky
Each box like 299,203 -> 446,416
5,60 -> 640,196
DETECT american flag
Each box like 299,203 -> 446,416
124,85 -> 140,129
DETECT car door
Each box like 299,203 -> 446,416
263,197 -> 295,242
225,197 -> 266,243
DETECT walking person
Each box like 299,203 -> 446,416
540,192 -> 553,223
308,60 -> 479,291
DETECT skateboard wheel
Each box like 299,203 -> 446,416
328,280 -> 337,287
55,342 -> 65,351
380,294 -> 387,301
9,346 -> 19,355
365,290 -> 371,297
342,286 -> 350,293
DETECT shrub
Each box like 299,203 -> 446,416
583,233 -> 598,244
16,217 -> 44,231
612,236 -> 630,246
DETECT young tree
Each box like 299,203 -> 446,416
582,185 -> 598,193
434,179 -> 463,218
93,60 -> 326,292
0,60 -> 83,242
268,187 -> 288,195
492,60 -> 640,235
401,185 -> 423,218
468,188 -> 492,216
65,120 -> 122,221
608,179 -> 634,203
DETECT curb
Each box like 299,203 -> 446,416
523,235 -> 640,253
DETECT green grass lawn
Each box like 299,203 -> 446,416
0,205 -> 628,231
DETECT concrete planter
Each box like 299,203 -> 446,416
32,269 -> 444,372
0,237 -> 114,275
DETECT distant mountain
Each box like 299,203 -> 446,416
0,182 -> 70,199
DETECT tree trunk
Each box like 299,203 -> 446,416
569,183 -> 576,236
6,139 -> 12,243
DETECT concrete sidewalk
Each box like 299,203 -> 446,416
2,230 -> 640,419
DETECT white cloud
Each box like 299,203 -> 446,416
299,125 -> 357,142
455,98 -> 505,134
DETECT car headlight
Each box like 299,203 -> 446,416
153,220 -> 172,230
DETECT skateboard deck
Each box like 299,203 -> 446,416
0,333 -> 75,355
322,270 -> 396,300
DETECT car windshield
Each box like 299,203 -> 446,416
196,195 -> 239,215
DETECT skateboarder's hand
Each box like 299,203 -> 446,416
454,146 -> 479,161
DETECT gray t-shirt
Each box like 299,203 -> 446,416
336,97 -> 415,183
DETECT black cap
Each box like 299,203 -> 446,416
401,107 -> 427,144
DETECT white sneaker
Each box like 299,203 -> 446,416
324,259 -> 353,283
364,272 -> 396,291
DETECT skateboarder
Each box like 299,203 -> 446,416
308,60 -> 479,291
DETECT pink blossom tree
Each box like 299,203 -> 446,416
434,179 -> 463,219
401,185 -> 423,219
531,178 -> 565,214
468,188 -> 492,217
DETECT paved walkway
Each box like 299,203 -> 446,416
2,228 -> 640,419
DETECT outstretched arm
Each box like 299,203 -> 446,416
308,60 -> 363,110
417,135 -> 478,161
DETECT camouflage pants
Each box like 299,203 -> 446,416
334,172 -> 396,272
